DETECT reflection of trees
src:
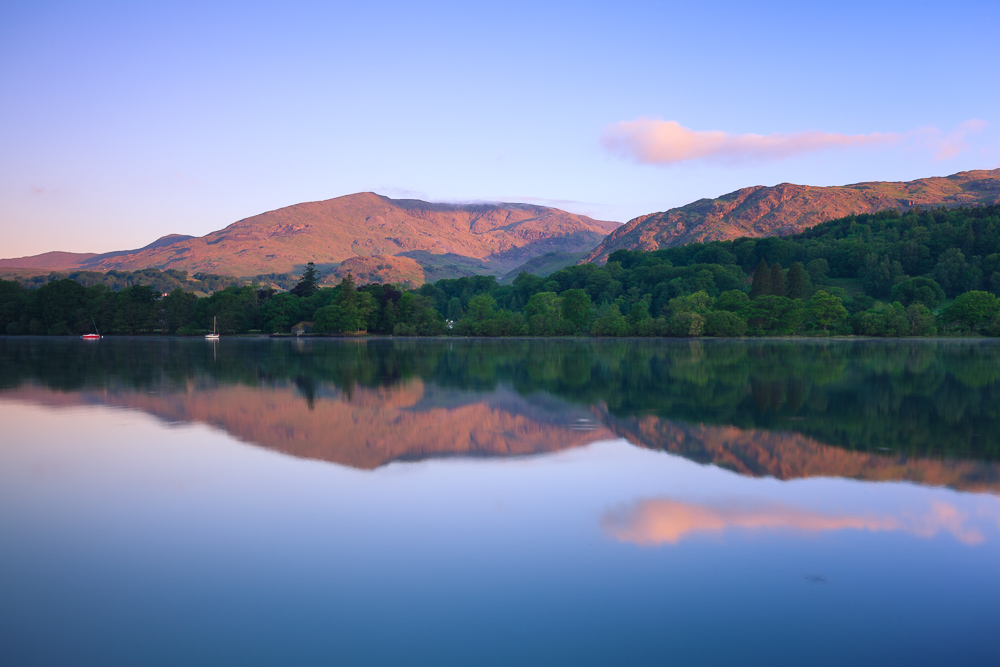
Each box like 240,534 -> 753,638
2,338 -> 999,460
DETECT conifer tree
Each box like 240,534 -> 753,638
291,261 -> 320,297
770,262 -> 786,297
337,272 -> 358,310
786,262 -> 809,299
750,259 -> 771,299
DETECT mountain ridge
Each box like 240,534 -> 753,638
584,168 -> 1000,264
1,193 -> 619,285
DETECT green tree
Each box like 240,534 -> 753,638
112,285 -> 158,334
32,279 -> 87,333
591,303 -> 629,336
260,292 -> 302,333
0,280 -> 29,334
392,293 -> 447,335
943,291 -> 1000,332
625,298 -> 653,335
525,292 -> 572,336
456,294 -> 497,335
806,258 -> 829,284
669,311 -> 705,337
315,274 -> 377,333
890,277 -> 945,309
446,297 -> 464,321
748,296 -> 802,335
750,259 -> 771,299
291,261 -> 321,298
559,289 -> 593,333
714,290 -> 750,314
465,294 -> 496,323
805,290 -> 847,332
933,249 -> 979,297
161,288 -> 197,334
203,286 -> 254,334
770,262 -> 787,297
905,304 -> 937,336
669,290 -> 713,315
854,302 -> 909,337
704,310 -> 747,337
786,262 -> 809,299
859,254 -> 904,298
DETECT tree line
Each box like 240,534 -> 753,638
2,205 -> 1000,337
3,267 -> 278,294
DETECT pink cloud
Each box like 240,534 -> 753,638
601,497 -> 987,546
919,119 -> 989,160
601,118 -> 987,165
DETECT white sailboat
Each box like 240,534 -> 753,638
205,316 -> 220,340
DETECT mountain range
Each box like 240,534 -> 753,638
584,167 -> 1000,263
3,168 -> 1000,286
0,193 -> 618,286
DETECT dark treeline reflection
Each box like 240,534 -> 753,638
2,337 -> 999,461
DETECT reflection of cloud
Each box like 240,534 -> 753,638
602,498 -> 986,546
601,118 -> 987,165
909,501 -> 984,545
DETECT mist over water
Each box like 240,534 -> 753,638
1,338 -> 998,665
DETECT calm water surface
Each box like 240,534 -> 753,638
1,338 -> 998,665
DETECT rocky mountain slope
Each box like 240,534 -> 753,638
1,193 -> 619,284
585,168 -> 1000,263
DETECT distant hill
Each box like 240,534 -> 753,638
0,234 -> 196,271
499,251 -> 588,284
1,194 -> 619,285
584,168 -> 1000,264
323,255 -> 426,289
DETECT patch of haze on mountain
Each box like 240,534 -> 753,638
364,186 -> 625,223
416,194 -> 623,223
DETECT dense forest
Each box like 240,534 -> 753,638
2,204 -> 1000,337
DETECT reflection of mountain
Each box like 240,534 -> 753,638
4,338 -> 998,460
5,382 -> 612,470
5,380 -> 1000,494
597,408 -> 1000,494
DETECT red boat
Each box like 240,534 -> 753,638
82,318 -> 101,340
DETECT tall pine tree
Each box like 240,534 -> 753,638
291,261 -> 320,297
787,262 -> 809,299
770,262 -> 786,297
750,259 -> 771,299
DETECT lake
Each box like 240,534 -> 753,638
1,337 -> 998,665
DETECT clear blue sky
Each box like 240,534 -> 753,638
2,0 -> 998,257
